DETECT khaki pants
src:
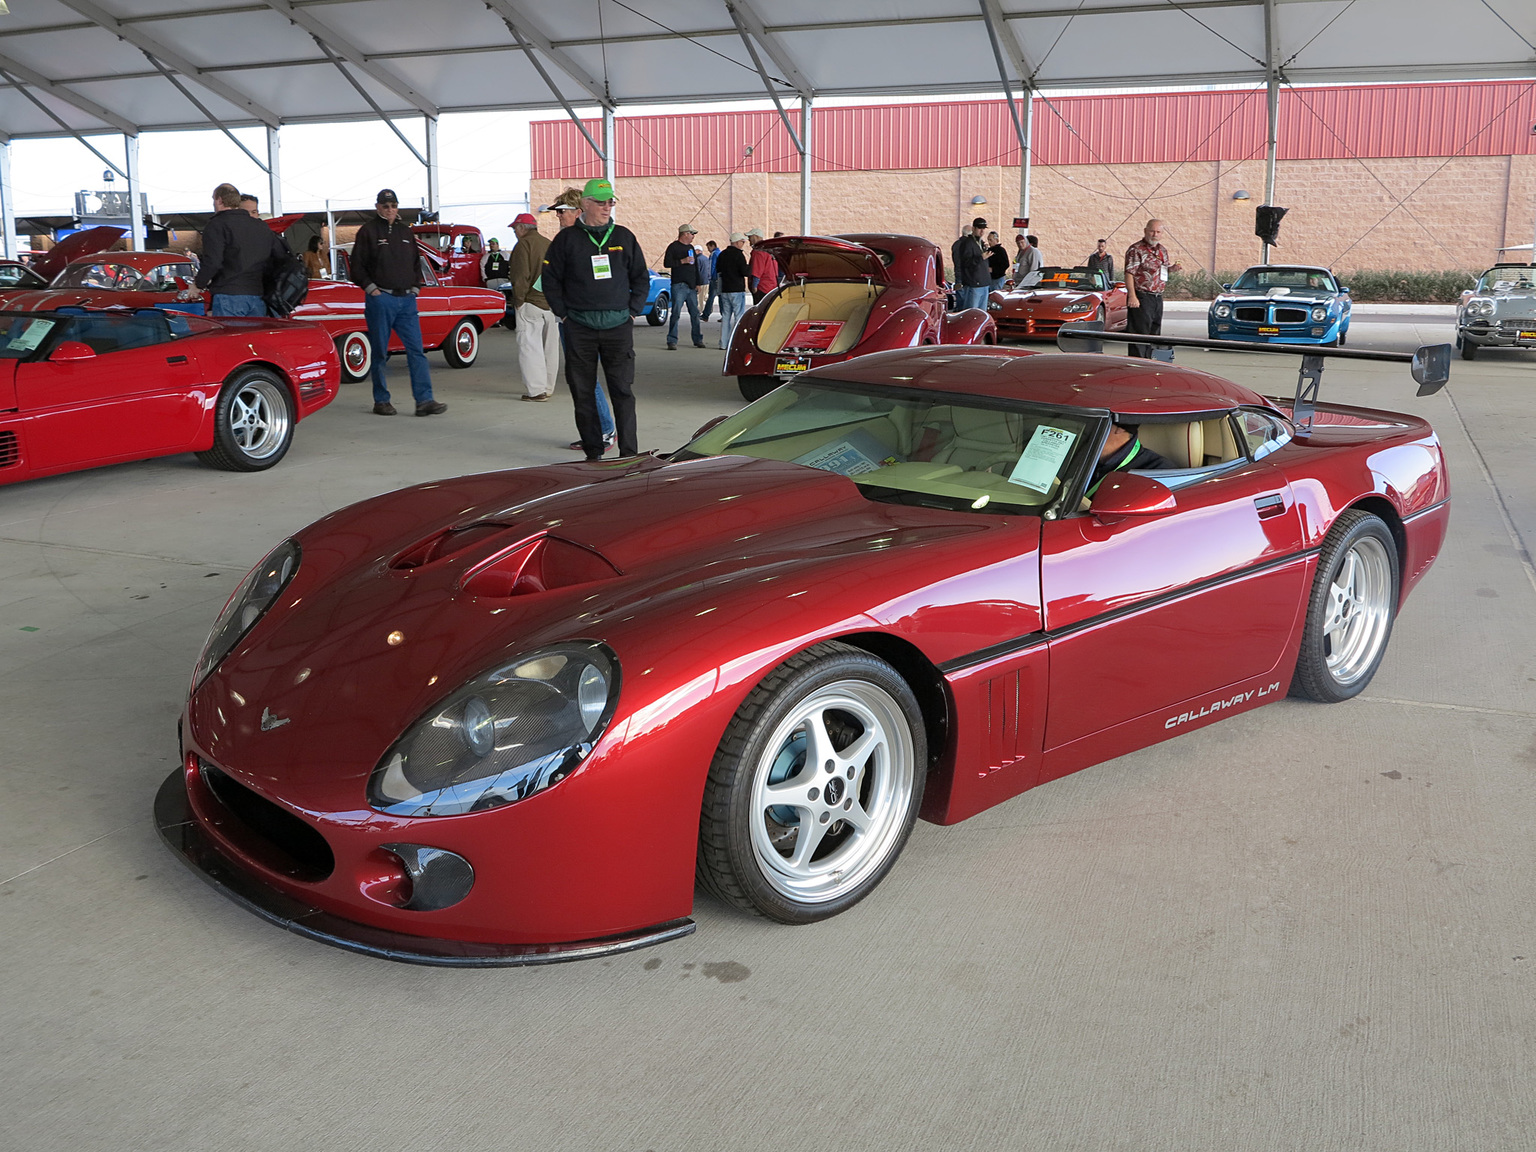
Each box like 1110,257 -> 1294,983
515,302 -> 561,397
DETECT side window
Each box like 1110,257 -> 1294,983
60,312 -> 172,353
418,256 -> 439,287
460,233 -> 482,254
1238,409 -> 1291,460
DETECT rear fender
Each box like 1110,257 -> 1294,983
939,308 -> 997,345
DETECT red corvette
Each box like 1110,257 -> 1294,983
157,336 -> 1450,964
725,234 -> 995,401
989,266 -> 1129,340
0,247 -> 505,384
0,306 -> 337,484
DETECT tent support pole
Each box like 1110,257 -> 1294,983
266,125 -> 282,215
0,140 -> 14,260
124,133 -> 144,251
425,115 -> 440,215
800,96 -> 812,235
1262,0 -> 1279,263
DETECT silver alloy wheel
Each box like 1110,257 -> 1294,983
748,679 -> 916,904
229,377 -> 290,460
454,320 -> 477,361
1324,535 -> 1393,685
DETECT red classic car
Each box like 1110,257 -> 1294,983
0,306 -> 337,484
725,234 -> 996,401
156,335 -> 1451,965
412,223 -> 488,287
0,248 -> 505,384
989,265 -> 1129,340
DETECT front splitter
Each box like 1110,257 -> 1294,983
153,769 -> 695,967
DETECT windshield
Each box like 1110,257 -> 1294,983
1232,268 -> 1337,292
0,315 -> 58,358
1477,267 -> 1536,293
680,380 -> 1097,516
1030,267 -> 1105,291
54,262 -> 152,290
415,231 -> 452,252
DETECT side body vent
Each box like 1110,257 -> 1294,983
0,430 -> 18,468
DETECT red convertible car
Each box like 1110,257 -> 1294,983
989,265 -> 1129,340
156,335 -> 1450,964
0,247 -> 505,384
0,306 -> 337,484
725,234 -> 995,401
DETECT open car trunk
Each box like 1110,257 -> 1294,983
756,281 -> 885,354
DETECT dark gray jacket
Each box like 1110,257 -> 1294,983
195,209 -> 282,296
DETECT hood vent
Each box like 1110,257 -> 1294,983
390,521 -> 515,570
462,535 -> 620,598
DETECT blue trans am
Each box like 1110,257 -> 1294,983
1208,264 -> 1352,345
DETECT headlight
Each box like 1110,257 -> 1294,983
192,539 -> 300,687
1064,300 -> 1095,313
1466,298 -> 1494,317
1311,307 -> 1328,321
987,301 -> 1002,311
1213,304 -> 1231,318
367,642 -> 620,817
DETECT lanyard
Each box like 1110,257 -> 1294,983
1087,436 -> 1141,497
585,222 -> 615,250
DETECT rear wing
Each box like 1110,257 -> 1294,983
1057,323 -> 1451,432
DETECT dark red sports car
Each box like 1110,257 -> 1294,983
0,307 -> 337,484
157,338 -> 1450,964
725,234 -> 995,401
989,266 -> 1129,340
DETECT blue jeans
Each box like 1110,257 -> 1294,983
211,294 -> 267,317
958,285 -> 989,312
365,292 -> 434,406
559,319 -> 615,438
718,292 -> 746,350
702,278 -> 720,320
667,283 -> 703,347
991,276 -> 1007,292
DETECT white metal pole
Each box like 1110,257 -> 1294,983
603,106 -> 616,219
124,134 -> 145,252
424,116 -> 440,215
1020,86 -> 1033,221
1262,0 -> 1278,264
0,141 -> 15,260
266,125 -> 282,215
800,96 -> 812,235
326,198 -> 336,279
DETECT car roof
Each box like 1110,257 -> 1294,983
809,346 -> 1274,418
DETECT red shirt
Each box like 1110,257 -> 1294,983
749,246 -> 779,294
1124,239 -> 1173,295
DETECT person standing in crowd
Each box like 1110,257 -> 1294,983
1124,218 -> 1181,358
985,231 -> 1010,291
544,189 -> 617,454
1085,238 -> 1115,283
1014,233 -> 1044,287
239,193 -> 261,217
541,177 -> 649,461
748,229 -> 778,299
715,232 -> 751,351
950,217 -> 990,311
700,240 -> 720,320
185,182 -> 282,317
482,236 -> 512,290
508,212 -> 558,402
663,224 -> 705,350
352,187 -> 445,417
302,235 -> 328,279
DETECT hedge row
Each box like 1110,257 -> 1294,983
1165,268 -> 1478,303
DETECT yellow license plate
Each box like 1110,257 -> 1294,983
775,355 -> 812,375
1258,326 -> 1279,335
1519,330 -> 1536,340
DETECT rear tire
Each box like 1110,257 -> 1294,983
647,291 -> 670,327
195,367 -> 294,472
1289,510 -> 1398,703
738,375 -> 778,402
441,318 -> 479,368
337,331 -> 371,383
697,642 -> 926,923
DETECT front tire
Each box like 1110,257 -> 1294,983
195,367 -> 294,472
738,375 -> 778,402
697,642 -> 927,923
1460,337 -> 1478,361
337,331 -> 371,383
647,291 -> 670,327
442,318 -> 479,368
1289,510 -> 1399,702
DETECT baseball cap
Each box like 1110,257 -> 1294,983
376,188 -> 399,206
972,216 -> 987,228
582,177 -> 616,201
511,212 -> 537,227
678,223 -> 697,234
729,232 -> 746,243
747,228 -> 764,238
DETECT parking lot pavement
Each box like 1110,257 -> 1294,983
3,321 -> 1534,1152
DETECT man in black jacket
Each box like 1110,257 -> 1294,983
541,178 -> 649,460
191,182 -> 282,317
950,217 -> 991,312
714,232 -> 751,351
662,224 -> 704,350
351,188 -> 444,417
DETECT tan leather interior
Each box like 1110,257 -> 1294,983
1135,421 -> 1204,468
929,406 -> 1025,473
757,282 -> 884,354
1201,416 -> 1242,464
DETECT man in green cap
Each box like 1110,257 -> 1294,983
540,177 -> 650,460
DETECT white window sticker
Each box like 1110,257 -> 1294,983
9,318 -> 54,352
590,254 -> 613,280
1008,425 -> 1077,494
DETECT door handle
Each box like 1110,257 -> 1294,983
1253,493 -> 1287,519
166,355 -> 188,364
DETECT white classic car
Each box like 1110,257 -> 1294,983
1457,264 -> 1536,360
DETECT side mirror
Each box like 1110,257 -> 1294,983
1220,283 -> 1231,291
1091,472 -> 1177,516
50,341 -> 97,362
1412,344 -> 1452,396
1057,319 -> 1105,354
1340,285 -> 1351,293
691,414 -> 731,439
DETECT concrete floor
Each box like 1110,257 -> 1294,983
4,311 -> 1534,1151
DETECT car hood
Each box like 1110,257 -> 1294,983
1003,289 -> 1100,311
30,227 -> 126,281
190,454 -> 1012,797
1217,289 -> 1339,305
